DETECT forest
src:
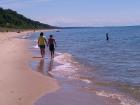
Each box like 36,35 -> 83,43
0,7 -> 55,29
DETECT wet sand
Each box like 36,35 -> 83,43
0,31 -> 59,105
31,55 -> 121,105
35,88 -> 121,105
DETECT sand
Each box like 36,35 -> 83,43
35,88 -> 121,105
0,31 -> 59,105
0,30 -> 122,105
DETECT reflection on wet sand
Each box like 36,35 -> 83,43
48,60 -> 53,72
48,60 -> 54,77
36,59 -> 54,78
37,59 -> 45,73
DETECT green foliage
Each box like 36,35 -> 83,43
0,7 -> 55,29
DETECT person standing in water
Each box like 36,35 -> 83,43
106,33 -> 109,40
48,35 -> 56,59
38,32 -> 47,58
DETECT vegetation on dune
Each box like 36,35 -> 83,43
0,7 -> 55,30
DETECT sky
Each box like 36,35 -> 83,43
0,0 -> 140,27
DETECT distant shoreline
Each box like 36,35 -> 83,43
60,25 -> 140,29
1,25 -> 139,32
0,27 -> 58,32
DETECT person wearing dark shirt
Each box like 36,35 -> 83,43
106,33 -> 109,40
48,35 -> 56,58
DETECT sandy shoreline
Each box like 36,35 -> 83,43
0,31 -> 59,105
0,30 -> 122,105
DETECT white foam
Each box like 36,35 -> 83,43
50,53 -> 78,78
33,39 -> 39,48
81,79 -> 91,84
22,34 -> 32,39
55,52 -> 63,55
51,53 -> 92,84
54,53 -> 73,64
96,90 -> 140,105
33,44 -> 39,49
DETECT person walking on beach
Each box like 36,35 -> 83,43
106,33 -> 109,40
48,35 -> 56,59
38,32 -> 47,58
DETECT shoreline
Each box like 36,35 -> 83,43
30,28 -> 139,105
0,29 -> 122,105
29,42 -> 122,105
0,30 -> 59,105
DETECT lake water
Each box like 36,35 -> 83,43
29,27 -> 140,105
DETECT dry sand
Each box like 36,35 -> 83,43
0,31 -> 59,105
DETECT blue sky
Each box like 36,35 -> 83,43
0,0 -> 140,27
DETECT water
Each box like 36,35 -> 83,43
29,27 -> 140,105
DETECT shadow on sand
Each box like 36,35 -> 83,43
32,56 -> 42,58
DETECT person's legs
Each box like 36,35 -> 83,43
49,44 -> 55,58
40,49 -> 42,56
40,45 -> 45,58
39,45 -> 43,58
42,48 -> 45,58
50,50 -> 55,58
50,51 -> 53,58
40,48 -> 42,57
40,49 -> 43,58
52,50 -> 54,58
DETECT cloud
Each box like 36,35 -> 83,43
32,16 -> 99,27
33,15 -> 140,27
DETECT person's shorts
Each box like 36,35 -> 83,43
49,44 -> 55,51
39,45 -> 45,49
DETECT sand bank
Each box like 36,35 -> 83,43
0,31 -> 59,105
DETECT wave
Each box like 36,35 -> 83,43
49,53 -> 79,79
34,44 -> 39,49
22,33 -> 33,39
51,52 -> 140,105
95,90 -> 140,105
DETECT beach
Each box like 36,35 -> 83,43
0,31 -> 120,105
0,1 -> 140,105
0,31 -> 58,105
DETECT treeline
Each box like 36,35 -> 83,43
0,7 -> 56,29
